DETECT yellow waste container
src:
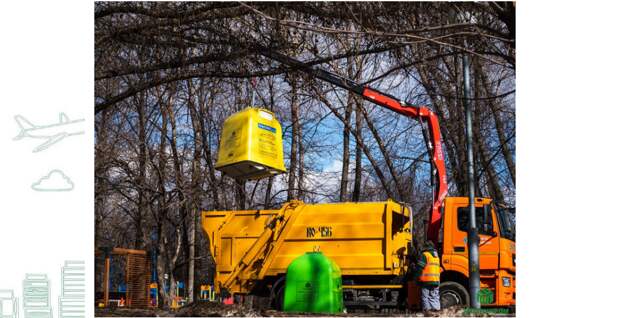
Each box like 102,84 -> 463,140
215,107 -> 286,180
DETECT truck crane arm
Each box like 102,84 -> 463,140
258,49 -> 449,245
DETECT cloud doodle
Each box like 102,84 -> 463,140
31,169 -> 74,192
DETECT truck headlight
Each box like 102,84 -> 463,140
502,277 -> 511,287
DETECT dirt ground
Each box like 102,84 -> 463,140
95,302 -> 515,317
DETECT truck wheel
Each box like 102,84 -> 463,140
270,276 -> 286,310
439,281 -> 469,308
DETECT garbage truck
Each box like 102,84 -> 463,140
202,197 -> 515,309
202,47 -> 515,309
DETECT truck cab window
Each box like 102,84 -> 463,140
496,207 -> 516,241
457,206 -> 495,236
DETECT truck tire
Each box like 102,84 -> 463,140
439,281 -> 469,308
270,276 -> 286,310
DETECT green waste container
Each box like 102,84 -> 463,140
283,252 -> 344,314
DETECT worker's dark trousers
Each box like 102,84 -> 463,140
421,286 -> 440,311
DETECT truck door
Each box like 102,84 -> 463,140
453,205 -> 500,270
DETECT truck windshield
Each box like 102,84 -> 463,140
496,207 -> 515,241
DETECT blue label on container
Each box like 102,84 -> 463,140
258,123 -> 276,133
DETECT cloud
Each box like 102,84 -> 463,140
31,169 -> 74,192
323,159 -> 343,173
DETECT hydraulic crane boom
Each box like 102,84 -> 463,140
259,49 -> 448,245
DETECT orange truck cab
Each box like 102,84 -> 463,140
433,196 -> 515,307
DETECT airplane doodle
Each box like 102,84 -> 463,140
13,113 -> 85,152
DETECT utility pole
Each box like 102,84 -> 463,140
463,54 -> 481,309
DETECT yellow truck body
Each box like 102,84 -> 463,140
201,200 -> 412,294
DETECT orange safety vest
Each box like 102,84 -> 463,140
418,251 -> 440,284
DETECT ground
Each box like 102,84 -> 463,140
95,302 -> 515,317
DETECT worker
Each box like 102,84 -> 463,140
414,240 -> 441,312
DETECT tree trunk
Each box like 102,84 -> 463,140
297,124 -> 305,201
187,208 -> 196,303
164,88 -> 192,306
264,77 -> 276,208
95,108 -> 110,247
264,177 -> 273,208
186,80 -> 204,303
235,179 -> 246,209
352,98 -> 363,202
155,92 -> 170,307
340,85 -> 353,202
287,76 -> 299,201
197,83 -> 221,209
135,92 -> 147,250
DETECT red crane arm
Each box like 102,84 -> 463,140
259,49 -> 449,244
362,88 -> 448,244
